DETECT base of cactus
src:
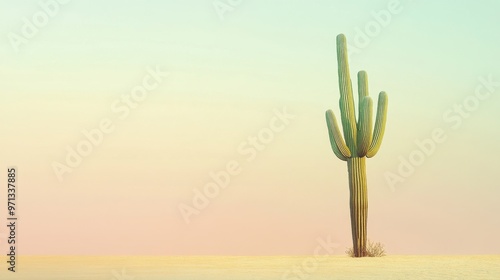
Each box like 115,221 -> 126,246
347,157 -> 368,257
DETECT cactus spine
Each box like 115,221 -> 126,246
325,34 -> 388,257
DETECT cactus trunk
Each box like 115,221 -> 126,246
347,157 -> 368,257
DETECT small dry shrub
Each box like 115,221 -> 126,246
346,240 -> 386,257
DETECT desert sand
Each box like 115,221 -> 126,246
1,255 -> 499,279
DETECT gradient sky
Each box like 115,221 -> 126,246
0,0 -> 499,255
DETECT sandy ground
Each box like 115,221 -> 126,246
1,255 -> 499,279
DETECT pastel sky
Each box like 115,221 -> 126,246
0,0 -> 499,255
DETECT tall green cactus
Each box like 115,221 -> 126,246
325,34 -> 388,257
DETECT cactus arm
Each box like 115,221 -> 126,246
356,70 -> 372,157
357,70 -> 369,124
336,34 -> 357,154
357,71 -> 369,97
367,91 -> 388,158
357,96 -> 373,157
326,110 -> 352,161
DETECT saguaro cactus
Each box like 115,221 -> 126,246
325,34 -> 388,257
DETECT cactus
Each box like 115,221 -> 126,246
325,34 -> 388,257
